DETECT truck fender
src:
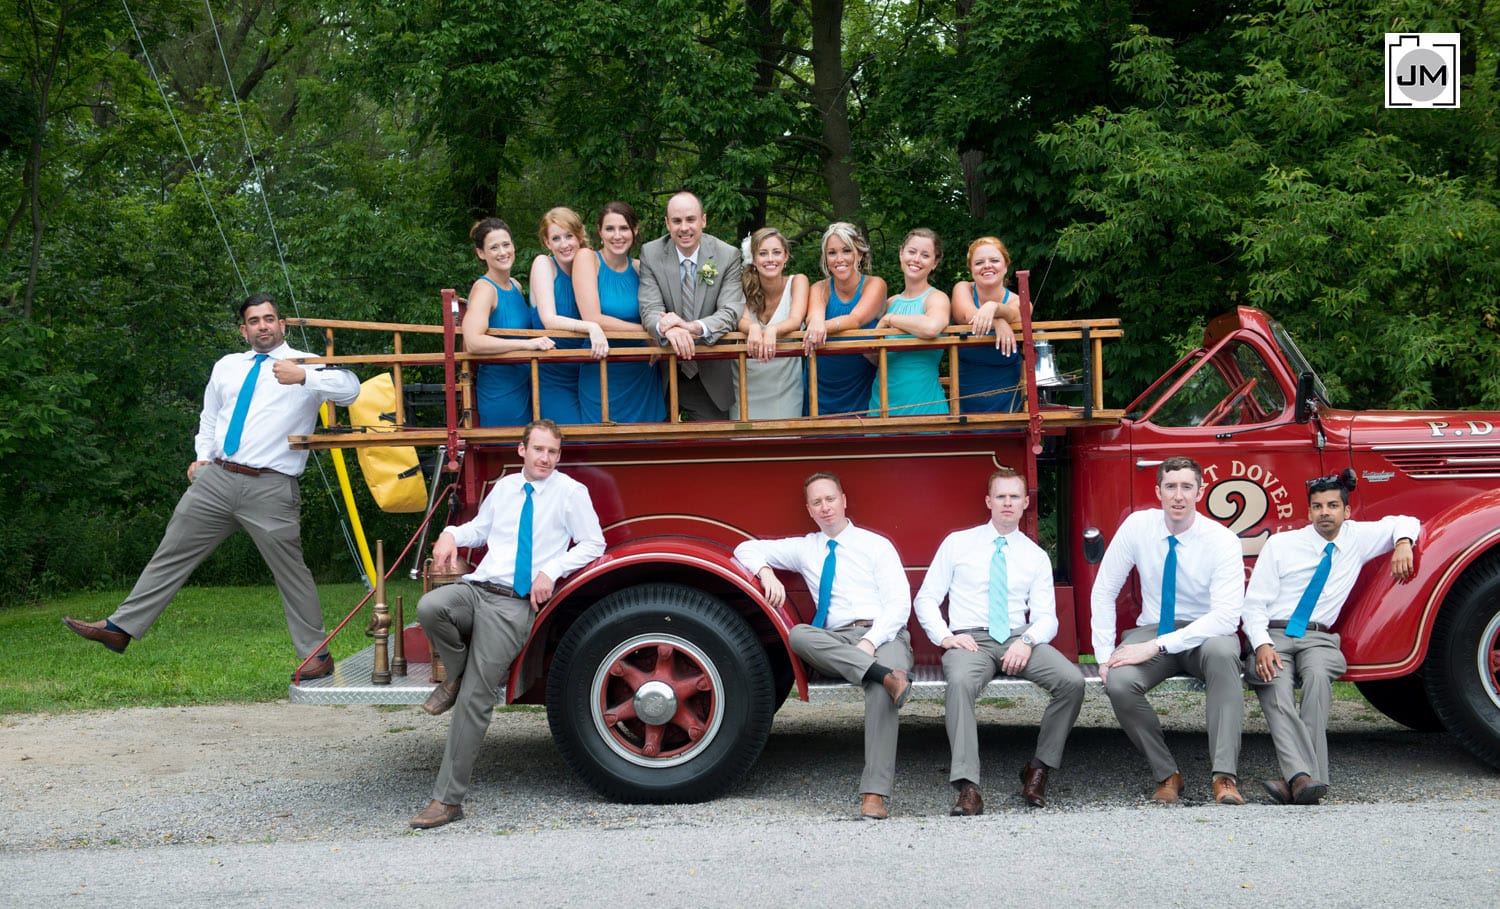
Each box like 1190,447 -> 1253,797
507,538 -> 808,701
1340,487 -> 1500,677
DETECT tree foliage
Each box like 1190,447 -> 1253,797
1,0 -> 1497,599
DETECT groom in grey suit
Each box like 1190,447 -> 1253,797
638,191 -> 746,420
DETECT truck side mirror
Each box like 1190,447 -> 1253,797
1083,527 -> 1104,564
1294,371 -> 1317,424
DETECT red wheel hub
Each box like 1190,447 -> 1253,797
597,640 -> 718,760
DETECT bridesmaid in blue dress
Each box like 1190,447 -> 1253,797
528,207 -> 608,424
867,228 -> 951,416
803,222 -> 887,416
952,236 -> 1025,413
572,201 -> 665,423
464,217 -> 556,426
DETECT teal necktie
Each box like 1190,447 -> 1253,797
223,353 -> 268,457
513,482 -> 535,596
1158,535 -> 1178,635
1286,541 -> 1335,637
813,540 -> 837,628
988,536 -> 1010,640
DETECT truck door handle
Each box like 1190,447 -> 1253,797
1135,458 -> 1164,470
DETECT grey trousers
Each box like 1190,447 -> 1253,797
1245,629 -> 1346,783
110,462 -> 327,658
1104,624 -> 1244,781
673,369 -> 730,421
418,582 -> 534,805
942,632 -> 1085,784
789,624 -> 913,797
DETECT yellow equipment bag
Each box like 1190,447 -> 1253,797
348,373 -> 427,512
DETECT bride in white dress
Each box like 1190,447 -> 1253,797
732,228 -> 808,420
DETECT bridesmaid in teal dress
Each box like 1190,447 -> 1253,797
528,207 -> 608,424
867,228 -> 951,416
803,222 -> 887,416
463,217 -> 555,426
573,201 -> 665,423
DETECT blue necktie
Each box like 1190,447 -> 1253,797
812,539 -> 837,628
513,482 -> 535,596
1158,535 -> 1178,635
988,536 -> 1010,641
1286,541 -> 1336,637
223,353 -> 268,456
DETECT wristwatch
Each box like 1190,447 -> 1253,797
1020,631 -> 1037,647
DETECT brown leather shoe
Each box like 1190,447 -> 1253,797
422,676 -> 463,716
1213,775 -> 1246,805
408,800 -> 464,829
292,652 -> 334,682
882,669 -> 912,708
1290,775 -> 1328,805
950,782 -> 983,816
859,793 -> 888,820
1020,758 -> 1049,808
62,617 -> 130,654
1151,772 -> 1184,804
1262,778 -> 1291,804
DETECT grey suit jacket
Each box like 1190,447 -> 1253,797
638,233 -> 746,411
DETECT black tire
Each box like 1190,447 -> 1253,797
546,583 -> 776,802
1425,557 -> 1500,770
1355,676 -> 1444,732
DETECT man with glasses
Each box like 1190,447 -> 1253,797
1242,473 -> 1417,805
1091,456 -> 1248,804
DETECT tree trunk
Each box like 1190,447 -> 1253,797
955,0 -> 986,221
810,0 -> 861,224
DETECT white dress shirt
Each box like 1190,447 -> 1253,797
1241,515 -> 1420,650
734,521 -> 912,648
913,524 -> 1057,646
448,470 -> 605,589
1090,508 -> 1245,662
194,342 -> 361,476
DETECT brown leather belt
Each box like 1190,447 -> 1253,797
836,620 -> 874,630
214,458 -> 287,478
466,579 -> 519,599
1269,620 -> 1333,634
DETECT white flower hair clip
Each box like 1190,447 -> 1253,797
740,234 -> 754,266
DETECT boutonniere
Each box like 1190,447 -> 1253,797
698,260 -> 718,286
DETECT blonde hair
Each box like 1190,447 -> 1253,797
537,207 -> 591,251
818,222 -> 870,278
742,227 -> 789,321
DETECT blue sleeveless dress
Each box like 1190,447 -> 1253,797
812,274 -> 878,416
868,287 -> 946,416
474,275 -> 533,427
957,285 -> 1022,413
579,253 -> 665,423
530,256 -> 584,424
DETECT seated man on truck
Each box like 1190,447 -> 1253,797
1242,472 -> 1418,805
408,419 -> 605,829
1091,455 -> 1248,805
735,472 -> 913,820
913,467 -> 1085,814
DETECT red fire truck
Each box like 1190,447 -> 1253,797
289,279 -> 1500,802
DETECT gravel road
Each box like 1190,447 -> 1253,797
4,693 -> 1498,905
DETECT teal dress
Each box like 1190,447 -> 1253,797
811,274 -> 878,416
474,275 -> 532,427
530,256 -> 584,424
578,253 -> 665,423
868,287 -> 946,416
957,286 -> 1022,413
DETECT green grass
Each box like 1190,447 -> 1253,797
0,579 -> 425,714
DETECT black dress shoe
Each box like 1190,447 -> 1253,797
62,617 -> 130,653
293,653 -> 334,682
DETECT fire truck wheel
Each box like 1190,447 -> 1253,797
1426,557 -> 1500,771
546,583 -> 776,803
1354,677 -> 1444,732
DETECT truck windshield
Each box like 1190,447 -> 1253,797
1269,319 -> 1333,406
